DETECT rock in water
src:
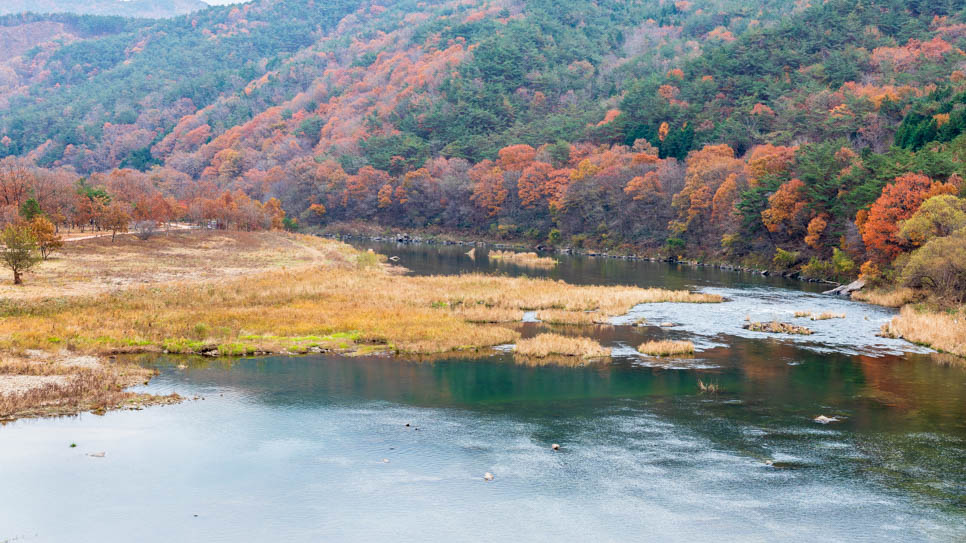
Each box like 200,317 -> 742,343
823,279 -> 866,296
483,472 -> 494,481
813,415 -> 840,424
551,443 -> 560,451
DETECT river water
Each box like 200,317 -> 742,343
1,243 -> 964,542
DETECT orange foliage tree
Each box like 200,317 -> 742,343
860,173 -> 957,262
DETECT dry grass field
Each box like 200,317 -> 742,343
0,230 -> 343,301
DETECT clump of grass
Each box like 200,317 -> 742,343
697,379 -> 719,394
535,310 -> 608,325
811,312 -> 845,321
794,311 -> 812,318
489,250 -> 557,269
637,340 -> 695,356
355,249 -> 385,269
743,321 -> 813,335
514,334 -> 610,359
852,287 -> 919,308
881,306 -> 966,357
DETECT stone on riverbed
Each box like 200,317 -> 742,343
823,279 -> 865,297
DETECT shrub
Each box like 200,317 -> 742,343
548,228 -> 561,244
133,220 -> 157,240
772,247 -> 800,270
801,257 -> 834,280
832,248 -> 856,277
900,229 -> 966,304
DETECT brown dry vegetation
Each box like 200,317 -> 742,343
0,267 -> 711,356
0,230 -> 342,301
637,340 -> 695,356
852,287 -> 919,308
536,309 -> 609,325
0,351 -> 179,422
514,334 -> 611,359
488,250 -> 557,269
450,306 -> 525,323
852,286 -> 965,359
743,321 -> 813,335
881,306 -> 966,357
811,312 -> 846,320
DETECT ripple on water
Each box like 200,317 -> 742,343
615,286 -> 931,357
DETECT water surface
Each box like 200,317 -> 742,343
1,243 -> 964,542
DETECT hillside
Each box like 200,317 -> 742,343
0,0 -> 209,19
0,0 -> 965,299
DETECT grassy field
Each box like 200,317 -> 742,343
0,230 -> 723,421
0,230 -> 338,301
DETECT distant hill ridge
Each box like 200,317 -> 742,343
0,0 -> 210,18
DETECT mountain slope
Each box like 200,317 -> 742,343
0,0 -> 209,19
1,0 -> 966,286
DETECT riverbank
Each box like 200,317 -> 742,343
853,288 -> 966,357
0,230 -> 722,421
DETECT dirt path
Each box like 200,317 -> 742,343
61,223 -> 199,243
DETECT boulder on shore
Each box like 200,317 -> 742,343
823,279 -> 865,296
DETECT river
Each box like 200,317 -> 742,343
1,242 -> 964,541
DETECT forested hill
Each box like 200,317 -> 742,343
0,1 -> 209,18
2,0 -> 966,298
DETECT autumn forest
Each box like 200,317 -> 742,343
2,0 -> 966,299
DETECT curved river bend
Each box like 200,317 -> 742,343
1,242 -> 964,542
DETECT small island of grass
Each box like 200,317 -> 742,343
743,321 -> 813,335
637,340 -> 695,357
